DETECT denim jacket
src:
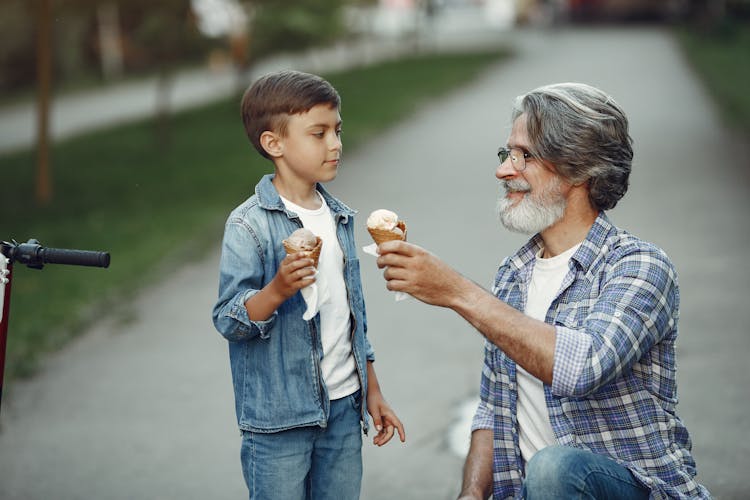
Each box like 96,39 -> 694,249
212,174 -> 374,434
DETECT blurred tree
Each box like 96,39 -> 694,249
687,0 -> 726,28
125,0 -> 200,146
96,2 -> 124,81
250,0 -> 348,57
686,0 -> 750,31
0,1 -> 35,92
0,0 -> 366,169
35,0 -> 53,205
190,0 -> 250,94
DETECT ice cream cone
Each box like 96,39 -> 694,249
367,220 -> 407,245
283,236 -> 322,267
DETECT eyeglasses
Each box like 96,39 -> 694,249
497,147 -> 533,172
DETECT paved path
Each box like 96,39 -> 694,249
1,26 -> 748,500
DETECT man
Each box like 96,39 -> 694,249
376,83 -> 710,499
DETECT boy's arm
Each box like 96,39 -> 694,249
212,220 -> 315,340
212,220 -> 269,341
366,361 -> 406,446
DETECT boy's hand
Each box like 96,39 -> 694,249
367,390 -> 406,447
270,252 -> 316,300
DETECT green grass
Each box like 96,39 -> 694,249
0,48 -> 510,379
676,21 -> 750,132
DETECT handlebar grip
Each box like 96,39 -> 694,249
40,248 -> 110,268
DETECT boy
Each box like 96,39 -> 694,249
212,70 -> 405,500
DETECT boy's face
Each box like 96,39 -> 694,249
273,103 -> 342,185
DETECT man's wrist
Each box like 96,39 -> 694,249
448,274 -> 485,313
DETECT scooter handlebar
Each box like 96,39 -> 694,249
1,240 -> 110,269
38,247 -> 110,268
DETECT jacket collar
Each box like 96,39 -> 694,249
255,174 -> 357,219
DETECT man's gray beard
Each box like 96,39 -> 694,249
496,177 -> 566,235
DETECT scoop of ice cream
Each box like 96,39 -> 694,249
366,209 -> 406,244
367,209 -> 399,231
285,228 -> 318,251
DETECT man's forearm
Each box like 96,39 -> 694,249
458,429 -> 494,500
376,241 -> 556,382
449,275 -> 556,385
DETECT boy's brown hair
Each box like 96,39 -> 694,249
240,70 -> 341,159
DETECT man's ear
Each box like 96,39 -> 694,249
260,131 -> 283,158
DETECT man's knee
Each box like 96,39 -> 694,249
524,446 -> 650,500
523,446 -> 585,498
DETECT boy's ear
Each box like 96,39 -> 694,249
259,131 -> 283,158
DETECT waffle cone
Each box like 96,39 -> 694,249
283,236 -> 322,267
367,220 -> 407,245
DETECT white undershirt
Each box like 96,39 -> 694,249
517,243 -> 581,463
280,194 -> 359,400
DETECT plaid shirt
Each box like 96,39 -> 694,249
472,213 -> 710,499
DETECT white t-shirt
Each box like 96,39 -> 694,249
517,243 -> 581,463
280,194 -> 360,400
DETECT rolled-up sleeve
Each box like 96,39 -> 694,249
212,218 -> 277,342
472,341 -> 497,431
552,246 -> 678,397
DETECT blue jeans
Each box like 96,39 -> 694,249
522,446 -> 650,500
240,390 -> 363,500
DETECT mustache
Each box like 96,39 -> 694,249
501,178 -> 532,193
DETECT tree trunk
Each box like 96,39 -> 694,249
35,0 -> 53,206
97,2 -> 124,81
155,67 -> 172,148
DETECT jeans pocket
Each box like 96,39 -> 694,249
348,389 -> 362,412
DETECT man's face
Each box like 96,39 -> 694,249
495,114 -> 567,235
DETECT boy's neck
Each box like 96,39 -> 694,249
272,173 -> 322,210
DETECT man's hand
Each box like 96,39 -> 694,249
376,240 -> 466,308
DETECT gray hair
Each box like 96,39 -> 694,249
511,82 -> 633,211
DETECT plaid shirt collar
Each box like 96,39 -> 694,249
505,212 -> 613,275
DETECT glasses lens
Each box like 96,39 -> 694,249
498,147 -> 526,171
510,148 -> 525,171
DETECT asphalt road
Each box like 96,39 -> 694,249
1,26 -> 748,499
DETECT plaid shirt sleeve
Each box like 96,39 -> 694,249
552,242 -> 679,398
472,340 -> 497,431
